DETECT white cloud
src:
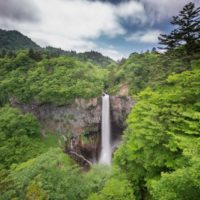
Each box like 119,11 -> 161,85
141,0 -> 199,23
0,0 -> 39,21
0,0 -> 198,60
126,30 -> 162,43
1,0 -> 149,60
25,0 -> 126,51
95,47 -> 127,61
0,0 -> 129,59
35,0 -> 125,39
116,0 -> 146,24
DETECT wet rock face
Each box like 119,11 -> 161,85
110,96 -> 134,127
11,96 -> 135,162
12,97 -> 101,136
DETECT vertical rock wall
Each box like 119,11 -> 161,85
11,96 -> 135,162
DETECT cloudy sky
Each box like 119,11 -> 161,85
0,0 -> 199,60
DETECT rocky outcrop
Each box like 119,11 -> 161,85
117,84 -> 129,96
11,95 -> 135,162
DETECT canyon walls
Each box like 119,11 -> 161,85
11,95 -> 135,162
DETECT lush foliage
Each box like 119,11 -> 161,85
108,51 -> 186,94
149,156 -> 200,200
44,48 -> 115,67
0,149 -> 112,200
0,106 -> 113,200
0,28 -> 115,68
114,65 -> 200,199
109,3 -> 200,95
77,51 -> 115,68
0,51 -> 108,105
0,106 -> 47,169
87,177 -> 135,200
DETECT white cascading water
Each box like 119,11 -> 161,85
99,94 -> 112,165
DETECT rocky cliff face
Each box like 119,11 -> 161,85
110,96 -> 133,140
11,95 -> 134,162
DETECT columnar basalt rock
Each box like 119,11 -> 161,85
11,95 -> 135,162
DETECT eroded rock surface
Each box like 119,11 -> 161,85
11,95 -> 135,162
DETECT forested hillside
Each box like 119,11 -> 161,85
44,47 -> 115,67
0,29 -> 115,67
113,3 -> 200,200
0,29 -> 41,51
0,50 -> 108,105
115,63 -> 200,199
0,2 -> 200,200
77,51 -> 115,67
107,51 -> 185,94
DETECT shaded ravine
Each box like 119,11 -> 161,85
11,95 -> 135,165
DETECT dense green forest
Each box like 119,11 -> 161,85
0,29 -> 115,67
0,2 -> 200,200
0,29 -> 41,51
0,51 -> 109,105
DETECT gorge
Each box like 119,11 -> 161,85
11,94 -> 134,164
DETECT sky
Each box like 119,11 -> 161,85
0,0 -> 199,60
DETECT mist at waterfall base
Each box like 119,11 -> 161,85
99,94 -> 112,165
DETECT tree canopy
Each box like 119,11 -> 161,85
114,64 -> 200,199
0,50 -> 109,105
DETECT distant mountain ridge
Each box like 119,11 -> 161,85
45,46 -> 115,67
0,29 -> 115,66
0,29 -> 41,51
77,51 -> 115,67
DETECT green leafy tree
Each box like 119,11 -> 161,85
149,156 -> 200,200
114,66 -> 200,199
11,149 -> 88,200
0,52 -> 108,105
87,178 -> 135,200
108,52 -> 183,95
0,168 -> 19,200
26,179 -> 49,200
28,48 -> 43,61
84,165 -> 112,196
0,106 -> 45,169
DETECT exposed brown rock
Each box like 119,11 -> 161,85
117,84 -> 129,96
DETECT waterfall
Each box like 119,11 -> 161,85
99,94 -> 112,165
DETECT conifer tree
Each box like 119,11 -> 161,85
159,2 -> 200,58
